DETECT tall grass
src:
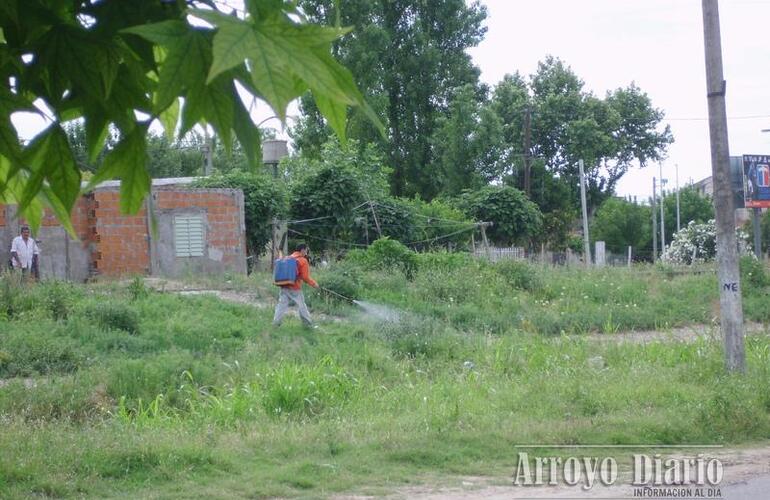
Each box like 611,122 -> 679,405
1,261 -> 769,497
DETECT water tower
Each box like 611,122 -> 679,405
262,139 -> 288,178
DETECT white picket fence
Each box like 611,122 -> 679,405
472,246 -> 526,262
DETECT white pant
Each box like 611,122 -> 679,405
273,288 -> 313,326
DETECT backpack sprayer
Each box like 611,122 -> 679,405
274,256 -> 359,306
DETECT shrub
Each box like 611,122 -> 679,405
458,185 -> 543,246
665,219 -> 751,264
83,302 -> 141,335
364,238 -> 418,278
289,164 -> 365,252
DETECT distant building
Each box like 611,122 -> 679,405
1,178 -> 246,281
691,175 -> 759,226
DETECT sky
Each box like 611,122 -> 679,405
467,0 -> 770,201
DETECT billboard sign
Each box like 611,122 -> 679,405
743,154 -> 770,208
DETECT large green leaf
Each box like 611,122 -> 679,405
159,97 -> 179,140
38,25 -> 120,103
232,92 -> 261,168
0,155 -> 44,231
194,11 -> 305,119
180,77 -> 234,149
122,21 -> 211,111
313,92 -> 347,143
83,104 -> 109,163
20,125 -> 81,213
0,86 -> 35,163
252,24 -> 357,106
87,126 -> 150,214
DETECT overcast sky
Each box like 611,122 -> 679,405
468,0 -> 770,200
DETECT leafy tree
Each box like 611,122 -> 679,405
515,160 -> 576,250
283,138 -> 390,200
591,197 -> 652,257
489,72 -> 530,186
294,0 -> 487,198
431,84 -> 505,195
493,57 -> 673,212
0,0 -> 377,232
289,164 -> 365,252
194,171 -> 287,259
662,186 -> 714,239
458,186 -> 543,247
352,197 -> 474,251
406,198 -> 475,251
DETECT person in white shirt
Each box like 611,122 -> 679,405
10,225 -> 40,279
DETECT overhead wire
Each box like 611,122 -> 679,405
403,225 -> 479,246
287,228 -> 368,247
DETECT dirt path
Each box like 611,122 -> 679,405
336,445 -> 770,499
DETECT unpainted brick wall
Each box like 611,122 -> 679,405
0,185 -> 245,278
92,189 -> 150,276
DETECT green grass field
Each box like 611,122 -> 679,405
1,257 -> 769,498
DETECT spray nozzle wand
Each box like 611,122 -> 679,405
319,286 -> 355,303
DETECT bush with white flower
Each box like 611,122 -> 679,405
663,219 -> 752,265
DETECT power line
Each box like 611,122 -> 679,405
665,113 -> 770,122
287,229 -> 368,247
285,215 -> 336,224
404,225 -> 478,246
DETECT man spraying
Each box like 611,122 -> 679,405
272,243 -> 319,328
10,225 -> 40,280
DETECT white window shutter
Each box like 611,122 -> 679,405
174,215 -> 205,257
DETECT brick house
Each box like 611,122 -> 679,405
1,178 -> 247,280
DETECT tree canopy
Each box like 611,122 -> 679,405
0,0 -> 379,232
292,0 -> 488,198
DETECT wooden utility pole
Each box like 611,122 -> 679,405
368,200 -> 383,239
523,107 -> 532,196
702,0 -> 745,372
479,222 -> 493,261
579,159 -> 591,266
652,179 -> 658,262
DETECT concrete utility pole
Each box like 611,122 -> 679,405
652,178 -> 658,262
659,162 -> 666,254
523,107 -> 532,196
676,164 -> 681,232
702,0 -> 745,372
579,159 -> 591,266
202,126 -> 214,176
